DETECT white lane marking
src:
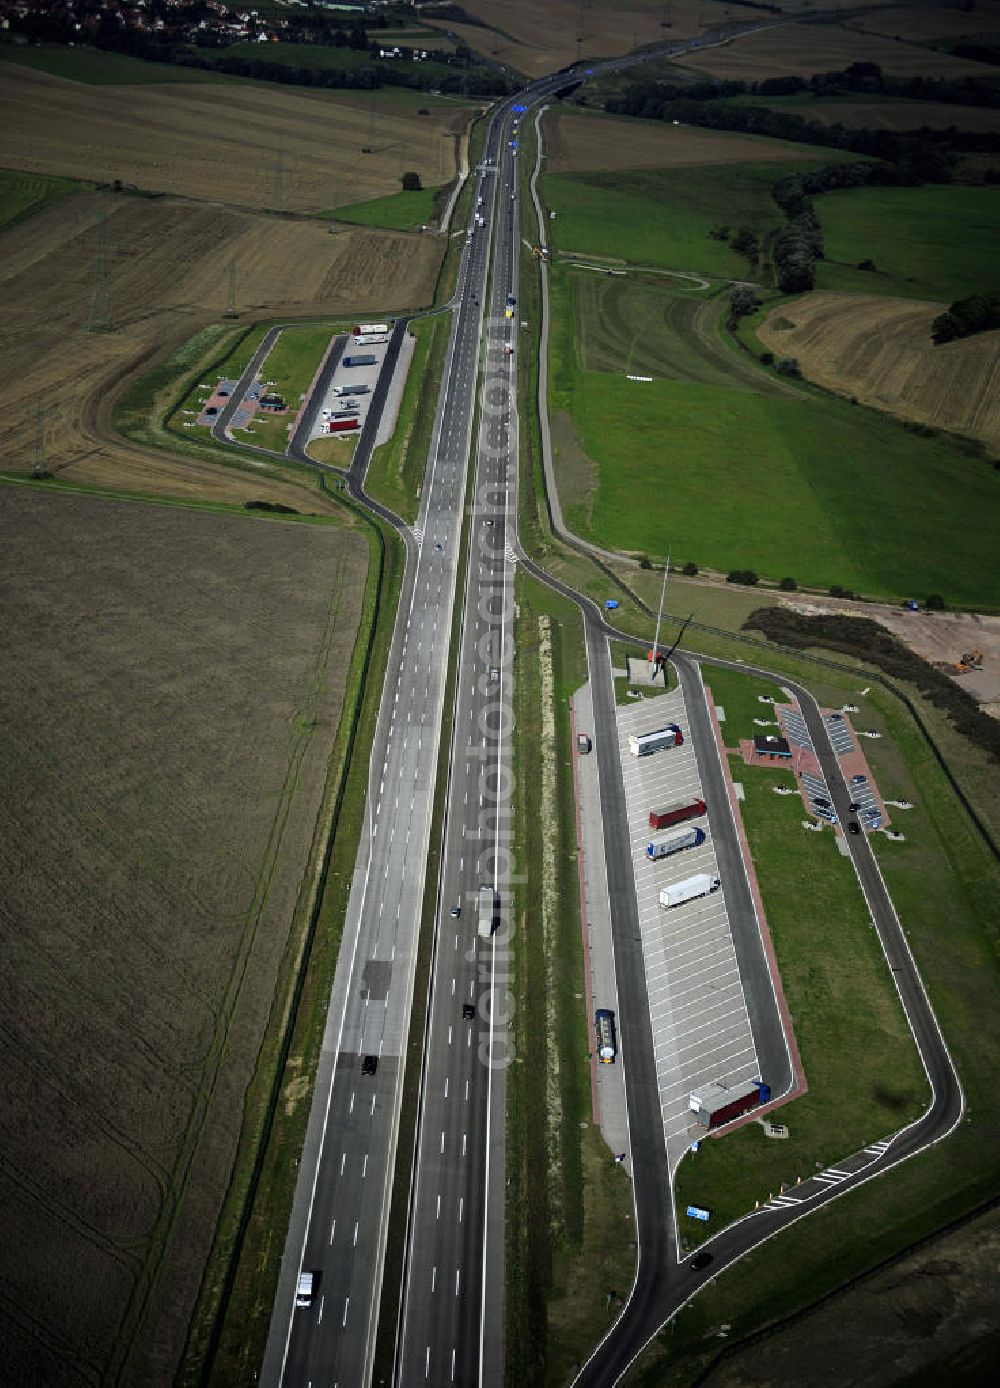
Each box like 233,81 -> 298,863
354,1221 -> 359,1246
459,1196 -> 464,1223
329,1218 -> 336,1245
340,1152 -> 346,1176
342,1296 -> 350,1327
440,1130 -> 446,1154
362,1153 -> 368,1179
317,1294 -> 325,1324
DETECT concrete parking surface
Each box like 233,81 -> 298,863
616,690 -> 761,1169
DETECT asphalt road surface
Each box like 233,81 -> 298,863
218,22 -> 965,1388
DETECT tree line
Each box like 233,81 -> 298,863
607,61 -> 1000,116
932,290 -> 1000,344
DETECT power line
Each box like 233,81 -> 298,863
224,257 -> 239,319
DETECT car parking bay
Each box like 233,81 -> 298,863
617,691 -> 760,1169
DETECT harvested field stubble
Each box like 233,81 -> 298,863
424,0 -> 737,76
542,108 -> 811,173
758,292 -> 1000,452
0,63 -> 465,211
0,189 -> 439,494
676,23 -> 998,80
0,487 -> 369,1385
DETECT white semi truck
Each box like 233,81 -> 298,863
478,884 -> 498,940
629,723 -> 683,757
659,873 -> 721,909
646,825 -> 706,860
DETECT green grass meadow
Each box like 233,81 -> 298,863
330,184 -> 444,230
0,43 -> 238,85
540,159 -> 834,275
0,168 -> 80,234
546,263 -> 1000,606
815,183 -> 1000,302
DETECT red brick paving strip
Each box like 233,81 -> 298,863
702,684 -> 807,1134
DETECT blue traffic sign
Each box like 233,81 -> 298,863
605,599 -> 619,610
512,104 -> 527,112
686,1205 -> 711,1222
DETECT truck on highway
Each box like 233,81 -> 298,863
629,724 -> 683,757
353,322 -> 389,335
478,884 -> 498,940
295,1270 -> 320,1308
659,873 -> 721,909
689,1079 -> 769,1129
595,1009 -> 617,1063
342,353 -> 378,368
648,798 -> 705,831
646,825 -> 705,860
333,383 -> 369,397
576,732 -> 591,755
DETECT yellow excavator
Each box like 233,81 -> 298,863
953,649 -> 985,674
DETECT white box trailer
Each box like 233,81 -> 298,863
351,333 -> 389,346
629,723 -> 682,757
646,825 -> 706,860
354,322 -> 389,335
478,884 -> 498,940
659,873 -> 720,909
296,1270 -> 319,1307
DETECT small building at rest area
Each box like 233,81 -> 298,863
753,734 -> 791,760
259,394 -> 286,412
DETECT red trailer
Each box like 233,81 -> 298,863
328,419 -> 359,434
649,798 -> 705,831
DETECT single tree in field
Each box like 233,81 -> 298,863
402,171 -> 423,192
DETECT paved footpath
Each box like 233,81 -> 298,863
572,682 -> 630,1168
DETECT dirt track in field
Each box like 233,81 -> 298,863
542,108 -> 813,174
0,487 -> 369,1385
758,292 -> 1000,452
0,62 -> 465,211
0,188 -> 441,500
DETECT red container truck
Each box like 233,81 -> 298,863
648,797 -> 705,831
328,418 -> 359,434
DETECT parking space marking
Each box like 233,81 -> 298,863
615,689 -> 760,1168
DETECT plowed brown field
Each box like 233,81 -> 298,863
543,108 -> 814,173
0,487 -> 368,1385
0,62 -> 465,211
758,292 -> 1000,450
0,189 -> 441,495
676,23 -> 996,80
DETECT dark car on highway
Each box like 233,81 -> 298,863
690,1251 -> 714,1271
848,822 -> 861,835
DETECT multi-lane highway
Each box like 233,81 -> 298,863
259,109 -> 502,1388
231,25 -> 967,1388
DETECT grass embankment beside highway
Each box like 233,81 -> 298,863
506,573 -> 637,1387
188,485 -> 406,1385
328,183 -> 445,231
538,158 -> 839,277
674,664 -> 928,1249
632,654 -> 1000,1386
543,258 -> 1000,607
366,313 -> 451,521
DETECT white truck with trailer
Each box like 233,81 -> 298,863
478,884 -> 498,940
629,723 -> 683,757
296,1270 -> 320,1308
659,873 -> 721,909
646,825 -> 706,860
